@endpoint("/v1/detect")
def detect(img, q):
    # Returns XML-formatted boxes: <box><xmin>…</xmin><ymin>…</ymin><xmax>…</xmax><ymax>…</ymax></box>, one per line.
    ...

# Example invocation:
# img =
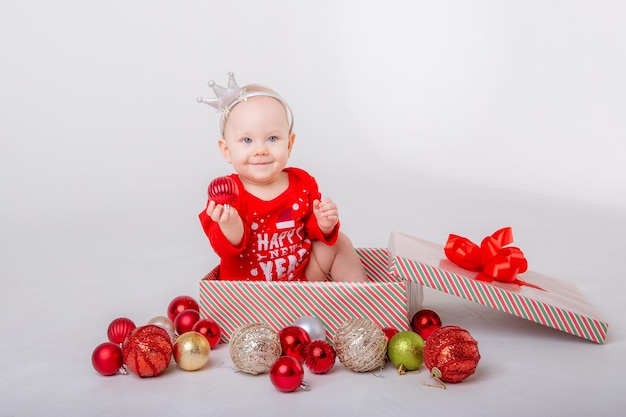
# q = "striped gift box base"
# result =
<box><xmin>199</xmin><ymin>248</ymin><xmax>417</xmax><ymax>343</ymax></box>
<box><xmin>388</xmin><ymin>231</ymin><xmax>608</xmax><ymax>344</ymax></box>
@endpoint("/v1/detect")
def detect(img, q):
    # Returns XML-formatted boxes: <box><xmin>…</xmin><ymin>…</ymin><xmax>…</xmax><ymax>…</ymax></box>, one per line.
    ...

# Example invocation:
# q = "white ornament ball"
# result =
<box><xmin>292</xmin><ymin>316</ymin><xmax>327</xmax><ymax>341</ymax></box>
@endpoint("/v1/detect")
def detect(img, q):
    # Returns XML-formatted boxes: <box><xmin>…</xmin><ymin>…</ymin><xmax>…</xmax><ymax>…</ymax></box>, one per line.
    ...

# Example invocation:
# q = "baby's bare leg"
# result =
<box><xmin>306</xmin><ymin>232</ymin><xmax>369</xmax><ymax>282</ymax></box>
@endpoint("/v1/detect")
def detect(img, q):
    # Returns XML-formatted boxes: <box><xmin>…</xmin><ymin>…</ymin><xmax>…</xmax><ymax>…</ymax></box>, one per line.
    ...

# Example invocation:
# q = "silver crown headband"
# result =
<box><xmin>197</xmin><ymin>72</ymin><xmax>294</xmax><ymax>135</ymax></box>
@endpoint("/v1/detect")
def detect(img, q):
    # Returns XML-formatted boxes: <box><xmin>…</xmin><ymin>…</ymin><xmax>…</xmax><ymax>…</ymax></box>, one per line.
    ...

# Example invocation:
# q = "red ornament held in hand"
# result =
<box><xmin>208</xmin><ymin>176</ymin><xmax>239</xmax><ymax>208</ymax></box>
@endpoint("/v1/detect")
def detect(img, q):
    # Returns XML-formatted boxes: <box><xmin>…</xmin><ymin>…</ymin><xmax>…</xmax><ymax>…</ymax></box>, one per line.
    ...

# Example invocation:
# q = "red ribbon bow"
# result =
<box><xmin>444</xmin><ymin>227</ymin><xmax>542</xmax><ymax>290</ymax></box>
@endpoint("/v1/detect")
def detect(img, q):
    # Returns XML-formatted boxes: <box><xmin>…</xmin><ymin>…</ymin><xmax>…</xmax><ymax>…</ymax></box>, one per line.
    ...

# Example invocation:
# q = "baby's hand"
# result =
<box><xmin>313</xmin><ymin>198</ymin><xmax>339</xmax><ymax>234</ymax></box>
<box><xmin>206</xmin><ymin>201</ymin><xmax>244</xmax><ymax>245</ymax></box>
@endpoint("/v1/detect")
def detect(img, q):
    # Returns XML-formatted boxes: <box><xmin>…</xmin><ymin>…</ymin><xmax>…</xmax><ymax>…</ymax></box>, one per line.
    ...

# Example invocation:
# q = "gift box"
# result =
<box><xmin>199</xmin><ymin>247</ymin><xmax>422</xmax><ymax>343</ymax></box>
<box><xmin>387</xmin><ymin>230</ymin><xmax>608</xmax><ymax>344</ymax></box>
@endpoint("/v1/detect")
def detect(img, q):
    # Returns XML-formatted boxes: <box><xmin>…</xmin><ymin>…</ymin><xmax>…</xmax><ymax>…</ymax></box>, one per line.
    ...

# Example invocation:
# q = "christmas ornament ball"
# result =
<box><xmin>92</xmin><ymin>342</ymin><xmax>124</xmax><ymax>376</ymax></box>
<box><xmin>192</xmin><ymin>318</ymin><xmax>222</xmax><ymax>348</ymax></box>
<box><xmin>147</xmin><ymin>315</ymin><xmax>175</xmax><ymax>340</ymax></box>
<box><xmin>107</xmin><ymin>317</ymin><xmax>136</xmax><ymax>345</ymax></box>
<box><xmin>269</xmin><ymin>356</ymin><xmax>305</xmax><ymax>392</ymax></box>
<box><xmin>167</xmin><ymin>295</ymin><xmax>199</xmax><ymax>322</ymax></box>
<box><xmin>229</xmin><ymin>323</ymin><xmax>282</xmax><ymax>375</ymax></box>
<box><xmin>334</xmin><ymin>318</ymin><xmax>388</xmax><ymax>372</ymax></box>
<box><xmin>387</xmin><ymin>331</ymin><xmax>425</xmax><ymax>373</ymax></box>
<box><xmin>279</xmin><ymin>325</ymin><xmax>311</xmax><ymax>362</ymax></box>
<box><xmin>173</xmin><ymin>331</ymin><xmax>211</xmax><ymax>371</ymax></box>
<box><xmin>424</xmin><ymin>325</ymin><xmax>481</xmax><ymax>383</ymax></box>
<box><xmin>304</xmin><ymin>340</ymin><xmax>336</xmax><ymax>374</ymax></box>
<box><xmin>410</xmin><ymin>309</ymin><xmax>442</xmax><ymax>340</ymax></box>
<box><xmin>292</xmin><ymin>316</ymin><xmax>326</xmax><ymax>341</ymax></box>
<box><xmin>174</xmin><ymin>309</ymin><xmax>200</xmax><ymax>335</ymax></box>
<box><xmin>122</xmin><ymin>325</ymin><xmax>173</xmax><ymax>377</ymax></box>
<box><xmin>382</xmin><ymin>327</ymin><xmax>400</xmax><ymax>344</ymax></box>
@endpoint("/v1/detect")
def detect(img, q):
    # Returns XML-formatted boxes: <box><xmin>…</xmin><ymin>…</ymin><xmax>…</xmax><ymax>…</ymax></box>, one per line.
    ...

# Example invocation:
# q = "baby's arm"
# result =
<box><xmin>205</xmin><ymin>201</ymin><xmax>244</xmax><ymax>246</ymax></box>
<box><xmin>312</xmin><ymin>198</ymin><xmax>339</xmax><ymax>236</ymax></box>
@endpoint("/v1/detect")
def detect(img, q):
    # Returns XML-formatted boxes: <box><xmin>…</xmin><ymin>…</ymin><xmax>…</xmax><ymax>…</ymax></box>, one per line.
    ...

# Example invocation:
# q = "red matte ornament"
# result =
<box><xmin>208</xmin><ymin>176</ymin><xmax>239</xmax><ymax>206</ymax></box>
<box><xmin>410</xmin><ymin>309</ymin><xmax>442</xmax><ymax>340</ymax></box>
<box><xmin>303</xmin><ymin>340</ymin><xmax>336</xmax><ymax>374</ymax></box>
<box><xmin>192</xmin><ymin>317</ymin><xmax>222</xmax><ymax>348</ymax></box>
<box><xmin>167</xmin><ymin>295</ymin><xmax>199</xmax><ymax>322</ymax></box>
<box><xmin>174</xmin><ymin>309</ymin><xmax>200</xmax><ymax>336</ymax></box>
<box><xmin>423</xmin><ymin>325</ymin><xmax>481</xmax><ymax>383</ymax></box>
<box><xmin>270</xmin><ymin>356</ymin><xmax>306</xmax><ymax>392</ymax></box>
<box><xmin>107</xmin><ymin>317</ymin><xmax>137</xmax><ymax>345</ymax></box>
<box><xmin>122</xmin><ymin>325</ymin><xmax>173</xmax><ymax>377</ymax></box>
<box><xmin>278</xmin><ymin>326</ymin><xmax>311</xmax><ymax>362</ymax></box>
<box><xmin>92</xmin><ymin>342</ymin><xmax>124</xmax><ymax>376</ymax></box>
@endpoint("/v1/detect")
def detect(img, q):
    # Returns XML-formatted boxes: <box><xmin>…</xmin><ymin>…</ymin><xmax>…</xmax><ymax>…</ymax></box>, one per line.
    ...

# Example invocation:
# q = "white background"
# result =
<box><xmin>1</xmin><ymin>1</ymin><xmax>624</xmax><ymax>416</ymax></box>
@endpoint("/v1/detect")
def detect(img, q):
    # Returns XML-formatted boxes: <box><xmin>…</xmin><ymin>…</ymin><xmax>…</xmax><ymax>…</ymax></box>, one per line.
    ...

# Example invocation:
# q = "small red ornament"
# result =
<box><xmin>423</xmin><ymin>325</ymin><xmax>481</xmax><ymax>383</ymax></box>
<box><xmin>122</xmin><ymin>325</ymin><xmax>173</xmax><ymax>377</ymax></box>
<box><xmin>411</xmin><ymin>309</ymin><xmax>442</xmax><ymax>340</ymax></box>
<box><xmin>382</xmin><ymin>327</ymin><xmax>400</xmax><ymax>344</ymax></box>
<box><xmin>167</xmin><ymin>295</ymin><xmax>199</xmax><ymax>322</ymax></box>
<box><xmin>270</xmin><ymin>356</ymin><xmax>306</xmax><ymax>392</ymax></box>
<box><xmin>174</xmin><ymin>309</ymin><xmax>200</xmax><ymax>336</ymax></box>
<box><xmin>92</xmin><ymin>342</ymin><xmax>124</xmax><ymax>376</ymax></box>
<box><xmin>208</xmin><ymin>176</ymin><xmax>239</xmax><ymax>206</ymax></box>
<box><xmin>192</xmin><ymin>317</ymin><xmax>222</xmax><ymax>348</ymax></box>
<box><xmin>303</xmin><ymin>340</ymin><xmax>336</xmax><ymax>374</ymax></box>
<box><xmin>278</xmin><ymin>326</ymin><xmax>311</xmax><ymax>362</ymax></box>
<box><xmin>107</xmin><ymin>317</ymin><xmax>136</xmax><ymax>345</ymax></box>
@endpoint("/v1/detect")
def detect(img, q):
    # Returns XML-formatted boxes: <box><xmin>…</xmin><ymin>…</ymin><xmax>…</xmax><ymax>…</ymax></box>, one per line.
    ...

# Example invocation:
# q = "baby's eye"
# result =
<box><xmin>242</xmin><ymin>137</ymin><xmax>252</xmax><ymax>144</ymax></box>
<box><xmin>267</xmin><ymin>136</ymin><xmax>278</xmax><ymax>142</ymax></box>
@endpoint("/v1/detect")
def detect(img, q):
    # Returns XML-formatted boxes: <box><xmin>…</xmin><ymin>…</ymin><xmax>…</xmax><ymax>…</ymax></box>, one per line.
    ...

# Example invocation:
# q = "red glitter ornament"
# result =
<box><xmin>167</xmin><ymin>295</ymin><xmax>199</xmax><ymax>322</ymax></box>
<box><xmin>107</xmin><ymin>317</ymin><xmax>136</xmax><ymax>345</ymax></box>
<box><xmin>92</xmin><ymin>342</ymin><xmax>124</xmax><ymax>376</ymax></box>
<box><xmin>278</xmin><ymin>326</ymin><xmax>311</xmax><ymax>362</ymax></box>
<box><xmin>270</xmin><ymin>356</ymin><xmax>306</xmax><ymax>392</ymax></box>
<box><xmin>208</xmin><ymin>176</ymin><xmax>239</xmax><ymax>206</ymax></box>
<box><xmin>192</xmin><ymin>317</ymin><xmax>222</xmax><ymax>348</ymax></box>
<box><xmin>423</xmin><ymin>325</ymin><xmax>481</xmax><ymax>383</ymax></box>
<box><xmin>303</xmin><ymin>340</ymin><xmax>336</xmax><ymax>374</ymax></box>
<box><xmin>411</xmin><ymin>309</ymin><xmax>442</xmax><ymax>340</ymax></box>
<box><xmin>122</xmin><ymin>325</ymin><xmax>173</xmax><ymax>377</ymax></box>
<box><xmin>174</xmin><ymin>309</ymin><xmax>200</xmax><ymax>336</ymax></box>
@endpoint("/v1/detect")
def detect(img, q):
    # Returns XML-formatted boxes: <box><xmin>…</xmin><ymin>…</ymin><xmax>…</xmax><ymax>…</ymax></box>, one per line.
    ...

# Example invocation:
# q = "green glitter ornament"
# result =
<box><xmin>387</xmin><ymin>331</ymin><xmax>425</xmax><ymax>374</ymax></box>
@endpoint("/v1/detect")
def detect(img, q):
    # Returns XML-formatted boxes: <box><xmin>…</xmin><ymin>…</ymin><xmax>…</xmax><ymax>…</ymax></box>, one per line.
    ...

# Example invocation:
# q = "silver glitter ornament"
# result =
<box><xmin>334</xmin><ymin>318</ymin><xmax>388</xmax><ymax>372</ymax></box>
<box><xmin>229</xmin><ymin>323</ymin><xmax>281</xmax><ymax>375</ymax></box>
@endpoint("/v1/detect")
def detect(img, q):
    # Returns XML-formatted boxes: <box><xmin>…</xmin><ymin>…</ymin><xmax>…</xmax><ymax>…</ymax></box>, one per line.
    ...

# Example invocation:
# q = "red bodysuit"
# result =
<box><xmin>199</xmin><ymin>168</ymin><xmax>338</xmax><ymax>281</ymax></box>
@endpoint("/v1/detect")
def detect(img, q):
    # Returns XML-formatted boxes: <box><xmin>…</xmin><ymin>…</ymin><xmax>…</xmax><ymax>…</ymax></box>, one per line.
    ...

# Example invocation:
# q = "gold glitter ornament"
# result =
<box><xmin>173</xmin><ymin>331</ymin><xmax>211</xmax><ymax>371</ymax></box>
<box><xmin>229</xmin><ymin>323</ymin><xmax>281</xmax><ymax>375</ymax></box>
<box><xmin>334</xmin><ymin>318</ymin><xmax>388</xmax><ymax>372</ymax></box>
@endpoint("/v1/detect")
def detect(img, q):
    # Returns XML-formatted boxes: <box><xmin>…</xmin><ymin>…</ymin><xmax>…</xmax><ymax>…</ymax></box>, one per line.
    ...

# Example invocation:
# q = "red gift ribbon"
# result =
<box><xmin>444</xmin><ymin>227</ymin><xmax>543</xmax><ymax>290</ymax></box>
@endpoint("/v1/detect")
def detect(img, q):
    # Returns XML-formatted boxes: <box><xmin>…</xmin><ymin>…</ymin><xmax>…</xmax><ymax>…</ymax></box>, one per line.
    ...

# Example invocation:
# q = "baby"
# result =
<box><xmin>198</xmin><ymin>73</ymin><xmax>367</xmax><ymax>282</ymax></box>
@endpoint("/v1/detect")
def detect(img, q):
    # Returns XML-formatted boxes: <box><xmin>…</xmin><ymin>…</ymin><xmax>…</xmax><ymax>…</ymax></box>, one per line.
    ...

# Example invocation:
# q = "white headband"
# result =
<box><xmin>197</xmin><ymin>72</ymin><xmax>294</xmax><ymax>135</ymax></box>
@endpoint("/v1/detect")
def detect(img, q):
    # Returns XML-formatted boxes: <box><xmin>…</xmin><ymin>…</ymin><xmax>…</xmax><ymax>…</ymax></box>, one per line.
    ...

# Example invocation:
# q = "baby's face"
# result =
<box><xmin>220</xmin><ymin>96</ymin><xmax>294</xmax><ymax>187</ymax></box>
